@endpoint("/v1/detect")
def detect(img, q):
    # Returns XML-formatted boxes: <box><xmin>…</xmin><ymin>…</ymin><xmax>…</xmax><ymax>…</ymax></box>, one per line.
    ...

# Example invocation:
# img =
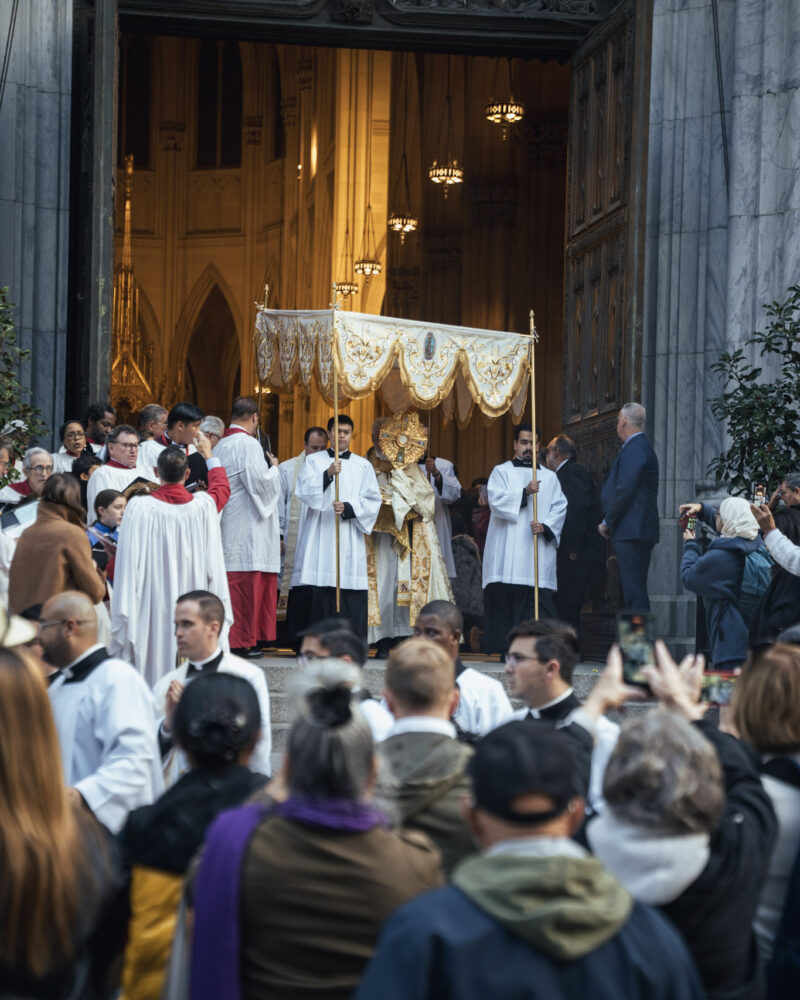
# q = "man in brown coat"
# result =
<box><xmin>376</xmin><ymin>637</ymin><xmax>475</xmax><ymax>877</ymax></box>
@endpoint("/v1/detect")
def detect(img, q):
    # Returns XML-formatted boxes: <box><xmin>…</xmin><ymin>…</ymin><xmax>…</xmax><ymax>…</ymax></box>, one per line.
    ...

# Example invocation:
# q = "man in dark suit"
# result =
<box><xmin>599</xmin><ymin>403</ymin><xmax>659</xmax><ymax>612</ymax></box>
<box><xmin>545</xmin><ymin>434</ymin><xmax>605</xmax><ymax>636</ymax></box>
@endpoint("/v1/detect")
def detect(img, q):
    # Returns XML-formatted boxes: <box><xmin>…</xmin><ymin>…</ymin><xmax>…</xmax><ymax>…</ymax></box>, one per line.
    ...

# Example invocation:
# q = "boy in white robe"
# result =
<box><xmin>86</xmin><ymin>424</ymin><xmax>159</xmax><ymax>515</ymax></box>
<box><xmin>109</xmin><ymin>439</ymin><xmax>232</xmax><ymax>685</ymax></box>
<box><xmin>213</xmin><ymin>396</ymin><xmax>281</xmax><ymax>653</ymax></box>
<box><xmin>152</xmin><ymin>590</ymin><xmax>272</xmax><ymax>785</ymax></box>
<box><xmin>482</xmin><ymin>423</ymin><xmax>568</xmax><ymax>656</ymax></box>
<box><xmin>292</xmin><ymin>414</ymin><xmax>381</xmax><ymax>638</ymax></box>
<box><xmin>41</xmin><ymin>591</ymin><xmax>163</xmax><ymax>834</ymax></box>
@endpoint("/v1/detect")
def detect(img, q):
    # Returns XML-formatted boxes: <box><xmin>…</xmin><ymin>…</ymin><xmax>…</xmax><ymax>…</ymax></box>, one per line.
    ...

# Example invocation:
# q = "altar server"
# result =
<box><xmin>483</xmin><ymin>423</ymin><xmax>567</xmax><ymax>656</ymax></box>
<box><xmin>151</xmin><ymin>590</ymin><xmax>272</xmax><ymax>785</ymax></box>
<box><xmin>138</xmin><ymin>401</ymin><xmax>208</xmax><ymax>487</ymax></box>
<box><xmin>213</xmin><ymin>396</ymin><xmax>281</xmax><ymax>653</ymax></box>
<box><xmin>419</xmin><ymin>452</ymin><xmax>461</xmax><ymax>579</ymax></box>
<box><xmin>293</xmin><ymin>414</ymin><xmax>381</xmax><ymax>638</ymax></box>
<box><xmin>86</xmin><ymin>424</ymin><xmax>158</xmax><ymax>515</ymax></box>
<box><xmin>41</xmin><ymin>591</ymin><xmax>163</xmax><ymax>834</ymax></box>
<box><xmin>110</xmin><ymin>439</ymin><xmax>232</xmax><ymax>685</ymax></box>
<box><xmin>279</xmin><ymin>425</ymin><xmax>328</xmax><ymax>635</ymax></box>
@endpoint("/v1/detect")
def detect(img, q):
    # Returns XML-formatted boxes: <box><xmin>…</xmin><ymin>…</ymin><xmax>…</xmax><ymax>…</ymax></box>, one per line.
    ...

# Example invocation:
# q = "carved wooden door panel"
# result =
<box><xmin>563</xmin><ymin>0</ymin><xmax>651</xmax><ymax>650</ymax></box>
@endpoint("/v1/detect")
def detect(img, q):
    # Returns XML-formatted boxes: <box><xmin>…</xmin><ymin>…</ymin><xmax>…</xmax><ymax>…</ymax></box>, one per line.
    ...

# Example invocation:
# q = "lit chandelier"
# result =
<box><xmin>388</xmin><ymin>57</ymin><xmax>418</xmax><ymax>245</ymax></box>
<box><xmin>429</xmin><ymin>56</ymin><xmax>463</xmax><ymax>199</ymax></box>
<box><xmin>355</xmin><ymin>53</ymin><xmax>382</xmax><ymax>281</ymax></box>
<box><xmin>485</xmin><ymin>58</ymin><xmax>525</xmax><ymax>141</ymax></box>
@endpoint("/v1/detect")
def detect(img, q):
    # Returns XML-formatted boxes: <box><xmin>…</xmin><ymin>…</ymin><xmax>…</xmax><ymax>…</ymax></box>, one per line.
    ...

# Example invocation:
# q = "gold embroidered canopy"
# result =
<box><xmin>254</xmin><ymin>308</ymin><xmax>533</xmax><ymax>425</ymax></box>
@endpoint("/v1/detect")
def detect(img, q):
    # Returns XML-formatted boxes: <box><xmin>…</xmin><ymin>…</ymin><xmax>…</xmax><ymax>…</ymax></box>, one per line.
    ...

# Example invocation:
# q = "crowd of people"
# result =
<box><xmin>1</xmin><ymin>395</ymin><xmax>800</xmax><ymax>998</ymax></box>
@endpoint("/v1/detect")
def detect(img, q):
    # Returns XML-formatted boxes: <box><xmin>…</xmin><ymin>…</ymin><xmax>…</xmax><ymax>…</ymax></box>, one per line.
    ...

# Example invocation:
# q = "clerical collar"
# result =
<box><xmin>61</xmin><ymin>644</ymin><xmax>109</xmax><ymax>684</ymax></box>
<box><xmin>186</xmin><ymin>648</ymin><xmax>224</xmax><ymax>678</ymax></box>
<box><xmin>526</xmin><ymin>688</ymin><xmax>576</xmax><ymax>720</ymax></box>
<box><xmin>326</xmin><ymin>448</ymin><xmax>351</xmax><ymax>459</ymax></box>
<box><xmin>512</xmin><ymin>457</ymin><xmax>533</xmax><ymax>468</ymax></box>
<box><xmin>158</xmin><ymin>432</ymin><xmax>189</xmax><ymax>455</ymax></box>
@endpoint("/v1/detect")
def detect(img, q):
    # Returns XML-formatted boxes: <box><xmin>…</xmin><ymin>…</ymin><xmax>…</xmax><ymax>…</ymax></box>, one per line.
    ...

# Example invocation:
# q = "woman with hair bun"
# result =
<box><xmin>120</xmin><ymin>673</ymin><xmax>268</xmax><ymax>1000</ymax></box>
<box><xmin>190</xmin><ymin>660</ymin><xmax>442</xmax><ymax>1000</ymax></box>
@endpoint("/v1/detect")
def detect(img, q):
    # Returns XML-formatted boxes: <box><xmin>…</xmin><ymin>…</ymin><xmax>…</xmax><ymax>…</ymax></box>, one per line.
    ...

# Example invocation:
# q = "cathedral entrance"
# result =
<box><xmin>88</xmin><ymin>0</ymin><xmax>650</xmax><ymax>650</ymax></box>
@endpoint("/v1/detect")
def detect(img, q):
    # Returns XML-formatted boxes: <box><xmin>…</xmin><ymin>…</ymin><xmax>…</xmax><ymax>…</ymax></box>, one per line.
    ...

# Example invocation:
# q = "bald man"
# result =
<box><xmin>41</xmin><ymin>591</ymin><xmax>163</xmax><ymax>833</ymax></box>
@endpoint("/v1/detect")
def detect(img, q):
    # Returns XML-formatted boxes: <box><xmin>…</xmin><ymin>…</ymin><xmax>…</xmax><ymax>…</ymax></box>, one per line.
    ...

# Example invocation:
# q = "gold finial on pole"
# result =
<box><xmin>529</xmin><ymin>309</ymin><xmax>540</xmax><ymax>620</ymax></box>
<box><xmin>331</xmin><ymin>282</ymin><xmax>341</xmax><ymax>311</ymax></box>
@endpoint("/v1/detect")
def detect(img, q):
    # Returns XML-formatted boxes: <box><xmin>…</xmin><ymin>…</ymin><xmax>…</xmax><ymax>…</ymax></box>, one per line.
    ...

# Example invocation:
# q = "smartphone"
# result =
<box><xmin>679</xmin><ymin>512</ymin><xmax>698</xmax><ymax>531</ymax></box>
<box><xmin>617</xmin><ymin>612</ymin><xmax>656</xmax><ymax>689</ymax></box>
<box><xmin>700</xmin><ymin>672</ymin><xmax>736</xmax><ymax>705</ymax></box>
<box><xmin>753</xmin><ymin>483</ymin><xmax>766</xmax><ymax>506</ymax></box>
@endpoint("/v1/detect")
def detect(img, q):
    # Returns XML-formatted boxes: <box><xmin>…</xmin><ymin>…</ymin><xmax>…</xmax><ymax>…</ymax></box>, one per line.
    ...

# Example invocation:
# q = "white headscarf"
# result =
<box><xmin>718</xmin><ymin>496</ymin><xmax>760</xmax><ymax>540</ymax></box>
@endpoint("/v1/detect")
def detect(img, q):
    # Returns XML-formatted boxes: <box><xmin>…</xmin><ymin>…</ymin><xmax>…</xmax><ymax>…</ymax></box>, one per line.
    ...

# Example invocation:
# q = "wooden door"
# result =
<box><xmin>562</xmin><ymin>0</ymin><xmax>652</xmax><ymax>652</ymax></box>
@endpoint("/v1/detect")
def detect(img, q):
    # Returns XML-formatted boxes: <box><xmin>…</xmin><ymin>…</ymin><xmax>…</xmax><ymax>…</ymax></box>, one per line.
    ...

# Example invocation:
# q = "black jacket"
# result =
<box><xmin>659</xmin><ymin>721</ymin><xmax>777</xmax><ymax>1000</ymax></box>
<box><xmin>750</xmin><ymin>506</ymin><xmax>800</xmax><ymax>647</ymax></box>
<box><xmin>555</xmin><ymin>458</ymin><xmax>604</xmax><ymax>562</ymax></box>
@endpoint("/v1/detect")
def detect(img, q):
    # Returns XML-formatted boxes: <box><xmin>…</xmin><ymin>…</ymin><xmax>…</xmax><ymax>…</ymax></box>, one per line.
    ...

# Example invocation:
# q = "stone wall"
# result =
<box><xmin>0</xmin><ymin>0</ymin><xmax>73</xmax><ymax>446</ymax></box>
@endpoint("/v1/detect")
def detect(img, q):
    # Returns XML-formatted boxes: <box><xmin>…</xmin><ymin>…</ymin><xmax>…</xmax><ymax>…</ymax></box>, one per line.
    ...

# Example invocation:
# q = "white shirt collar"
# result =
<box><xmin>526</xmin><ymin>686</ymin><xmax>573</xmax><ymax>719</ymax></box>
<box><xmin>485</xmin><ymin>836</ymin><xmax>588</xmax><ymax>860</ymax></box>
<box><xmin>386</xmin><ymin>716</ymin><xmax>456</xmax><ymax>739</ymax></box>
<box><xmin>555</xmin><ymin>458</ymin><xmax>570</xmax><ymax>472</ymax></box>
<box><xmin>621</xmin><ymin>430</ymin><xmax>644</xmax><ymax>449</ymax></box>
<box><xmin>62</xmin><ymin>643</ymin><xmax>105</xmax><ymax>678</ymax></box>
<box><xmin>187</xmin><ymin>646</ymin><xmax>223</xmax><ymax>668</ymax></box>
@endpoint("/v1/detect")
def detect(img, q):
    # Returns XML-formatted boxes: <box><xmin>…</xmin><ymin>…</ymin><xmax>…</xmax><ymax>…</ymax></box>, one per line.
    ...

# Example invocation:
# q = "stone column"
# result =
<box><xmin>0</xmin><ymin>0</ymin><xmax>75</xmax><ymax>443</ymax></box>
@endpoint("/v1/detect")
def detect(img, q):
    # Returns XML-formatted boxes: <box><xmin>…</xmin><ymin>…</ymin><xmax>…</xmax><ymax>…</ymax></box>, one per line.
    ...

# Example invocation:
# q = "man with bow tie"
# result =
<box><xmin>482</xmin><ymin>423</ymin><xmax>567</xmax><ymax>657</ymax></box>
<box><xmin>138</xmin><ymin>400</ymin><xmax>209</xmax><ymax>488</ymax></box>
<box><xmin>598</xmin><ymin>403</ymin><xmax>660</xmax><ymax>612</ymax></box>
<box><xmin>505</xmin><ymin>618</ymin><xmax>619</xmax><ymax>812</ymax></box>
<box><xmin>292</xmin><ymin>414</ymin><xmax>382</xmax><ymax>638</ymax></box>
<box><xmin>151</xmin><ymin>590</ymin><xmax>272</xmax><ymax>787</ymax></box>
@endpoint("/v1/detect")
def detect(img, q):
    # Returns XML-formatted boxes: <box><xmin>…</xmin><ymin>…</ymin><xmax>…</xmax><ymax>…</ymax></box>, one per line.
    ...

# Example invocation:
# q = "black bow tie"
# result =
<box><xmin>327</xmin><ymin>448</ymin><xmax>351</xmax><ymax>460</ymax></box>
<box><xmin>186</xmin><ymin>651</ymin><xmax>224</xmax><ymax>678</ymax></box>
<box><xmin>512</xmin><ymin>458</ymin><xmax>535</xmax><ymax>468</ymax></box>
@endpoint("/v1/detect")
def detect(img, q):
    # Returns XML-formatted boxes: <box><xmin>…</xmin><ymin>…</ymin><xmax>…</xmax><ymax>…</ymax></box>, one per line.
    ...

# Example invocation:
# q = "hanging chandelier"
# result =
<box><xmin>429</xmin><ymin>56</ymin><xmax>463</xmax><ymax>199</ymax></box>
<box><xmin>485</xmin><ymin>57</ymin><xmax>525</xmax><ymax>141</ymax></box>
<box><xmin>355</xmin><ymin>53</ymin><xmax>382</xmax><ymax>281</ymax></box>
<box><xmin>388</xmin><ymin>58</ymin><xmax>418</xmax><ymax>245</ymax></box>
<box><xmin>336</xmin><ymin>222</ymin><xmax>359</xmax><ymax>296</ymax></box>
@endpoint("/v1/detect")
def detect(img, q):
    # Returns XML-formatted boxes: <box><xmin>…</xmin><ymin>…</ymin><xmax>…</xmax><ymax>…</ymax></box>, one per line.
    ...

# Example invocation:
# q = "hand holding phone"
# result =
<box><xmin>617</xmin><ymin>613</ymin><xmax>656</xmax><ymax>690</ymax></box>
<box><xmin>753</xmin><ymin>483</ymin><xmax>767</xmax><ymax>506</ymax></box>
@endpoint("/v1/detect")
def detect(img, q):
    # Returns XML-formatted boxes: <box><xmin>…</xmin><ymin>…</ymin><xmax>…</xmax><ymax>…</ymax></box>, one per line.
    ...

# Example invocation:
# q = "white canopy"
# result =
<box><xmin>254</xmin><ymin>308</ymin><xmax>533</xmax><ymax>425</ymax></box>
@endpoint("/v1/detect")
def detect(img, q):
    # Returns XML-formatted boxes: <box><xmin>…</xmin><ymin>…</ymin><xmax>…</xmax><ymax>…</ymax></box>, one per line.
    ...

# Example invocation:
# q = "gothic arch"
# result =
<box><xmin>173</xmin><ymin>262</ymin><xmax>243</xmax><ymax>372</ymax></box>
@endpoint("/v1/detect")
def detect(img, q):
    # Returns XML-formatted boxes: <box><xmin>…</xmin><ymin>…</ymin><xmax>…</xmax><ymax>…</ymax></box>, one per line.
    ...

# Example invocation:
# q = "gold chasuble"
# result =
<box><xmin>365</xmin><ymin>450</ymin><xmax>453</xmax><ymax>628</ymax></box>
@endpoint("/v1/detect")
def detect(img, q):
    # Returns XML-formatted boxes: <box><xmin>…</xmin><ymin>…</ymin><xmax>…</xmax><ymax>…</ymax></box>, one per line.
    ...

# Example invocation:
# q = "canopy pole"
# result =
<box><xmin>332</xmin><ymin>284</ymin><xmax>341</xmax><ymax>612</ymax></box>
<box><xmin>529</xmin><ymin>310</ymin><xmax>540</xmax><ymax>621</ymax></box>
<box><xmin>254</xmin><ymin>284</ymin><xmax>269</xmax><ymax>454</ymax></box>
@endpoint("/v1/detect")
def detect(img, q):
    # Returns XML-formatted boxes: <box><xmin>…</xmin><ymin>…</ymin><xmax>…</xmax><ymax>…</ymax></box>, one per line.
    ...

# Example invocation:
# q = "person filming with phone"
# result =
<box><xmin>678</xmin><ymin>497</ymin><xmax>767</xmax><ymax>671</ymax></box>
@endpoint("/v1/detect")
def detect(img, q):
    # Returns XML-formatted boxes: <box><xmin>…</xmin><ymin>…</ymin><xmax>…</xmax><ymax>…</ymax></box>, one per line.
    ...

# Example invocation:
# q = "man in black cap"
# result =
<box><xmin>353</xmin><ymin>721</ymin><xmax>703</xmax><ymax>1000</ymax></box>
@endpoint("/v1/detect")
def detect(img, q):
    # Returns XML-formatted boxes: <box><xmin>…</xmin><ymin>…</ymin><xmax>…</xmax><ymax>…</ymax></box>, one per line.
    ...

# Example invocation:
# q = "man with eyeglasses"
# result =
<box><xmin>505</xmin><ymin>618</ymin><xmax>620</xmax><ymax>812</ymax></box>
<box><xmin>41</xmin><ymin>590</ymin><xmax>163</xmax><ymax>834</ymax></box>
<box><xmin>0</xmin><ymin>446</ymin><xmax>53</xmax><ymax>511</ymax></box>
<box><xmin>87</xmin><ymin>424</ymin><xmax>158</xmax><ymax>515</ymax></box>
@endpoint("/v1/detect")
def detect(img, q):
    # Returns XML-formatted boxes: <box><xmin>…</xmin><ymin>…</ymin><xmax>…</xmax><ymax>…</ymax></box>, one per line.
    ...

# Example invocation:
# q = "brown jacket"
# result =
<box><xmin>8</xmin><ymin>502</ymin><xmax>106</xmax><ymax>613</ymax></box>
<box><xmin>239</xmin><ymin>814</ymin><xmax>442</xmax><ymax>1000</ymax></box>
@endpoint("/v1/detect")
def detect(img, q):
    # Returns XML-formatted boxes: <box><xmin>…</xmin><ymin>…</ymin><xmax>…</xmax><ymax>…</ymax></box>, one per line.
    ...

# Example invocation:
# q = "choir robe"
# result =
<box><xmin>139</xmin><ymin>434</ymin><xmax>208</xmax><ymax>488</ymax></box>
<box><xmin>420</xmin><ymin>456</ymin><xmax>462</xmax><ymax>578</ymax></box>
<box><xmin>213</xmin><ymin>428</ymin><xmax>281</xmax><ymax>646</ymax></box>
<box><xmin>293</xmin><ymin>449</ymin><xmax>381</xmax><ymax>590</ymax></box>
<box><xmin>109</xmin><ymin>462</ymin><xmax>232</xmax><ymax>686</ymax></box>
<box><xmin>48</xmin><ymin>644</ymin><xmax>163</xmax><ymax>833</ymax></box>
<box><xmin>482</xmin><ymin>461</ymin><xmax>567</xmax><ymax>591</ymax></box>
<box><xmin>87</xmin><ymin>460</ymin><xmax>159</xmax><ymax>516</ymax></box>
<box><xmin>278</xmin><ymin>453</ymin><xmax>310</xmax><ymax>621</ymax></box>
<box><xmin>152</xmin><ymin>650</ymin><xmax>273</xmax><ymax>785</ymax></box>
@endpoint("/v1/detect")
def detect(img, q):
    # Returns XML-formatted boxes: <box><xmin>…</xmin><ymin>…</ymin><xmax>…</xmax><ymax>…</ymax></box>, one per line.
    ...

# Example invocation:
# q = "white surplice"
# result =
<box><xmin>87</xmin><ymin>462</ymin><xmax>159</xmax><ymax>516</ymax></box>
<box><xmin>454</xmin><ymin>666</ymin><xmax>514</xmax><ymax>736</ymax></box>
<box><xmin>293</xmin><ymin>450</ymin><xmax>381</xmax><ymax>590</ymax></box>
<box><xmin>138</xmin><ymin>437</ymin><xmax>198</xmax><ymax>478</ymax></box>
<box><xmin>482</xmin><ymin>461</ymin><xmax>567</xmax><ymax>590</ymax></box>
<box><xmin>48</xmin><ymin>647</ymin><xmax>164</xmax><ymax>833</ymax></box>
<box><xmin>422</xmin><ymin>457</ymin><xmax>461</xmax><ymax>578</ymax></box>
<box><xmin>109</xmin><ymin>492</ymin><xmax>232</xmax><ymax>685</ymax></box>
<box><xmin>213</xmin><ymin>430</ymin><xmax>281</xmax><ymax>572</ymax></box>
<box><xmin>151</xmin><ymin>650</ymin><xmax>272</xmax><ymax>786</ymax></box>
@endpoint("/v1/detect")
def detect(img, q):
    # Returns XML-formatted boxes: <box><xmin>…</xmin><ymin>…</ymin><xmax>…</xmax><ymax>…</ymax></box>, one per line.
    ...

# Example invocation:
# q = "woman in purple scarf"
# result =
<box><xmin>191</xmin><ymin>659</ymin><xmax>442</xmax><ymax>1000</ymax></box>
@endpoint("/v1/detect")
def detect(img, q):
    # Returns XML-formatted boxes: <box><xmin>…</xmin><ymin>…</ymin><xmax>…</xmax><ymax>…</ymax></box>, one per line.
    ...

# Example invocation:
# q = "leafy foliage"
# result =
<box><xmin>0</xmin><ymin>287</ymin><xmax>48</xmax><ymax>484</ymax></box>
<box><xmin>708</xmin><ymin>285</ymin><xmax>800</xmax><ymax>494</ymax></box>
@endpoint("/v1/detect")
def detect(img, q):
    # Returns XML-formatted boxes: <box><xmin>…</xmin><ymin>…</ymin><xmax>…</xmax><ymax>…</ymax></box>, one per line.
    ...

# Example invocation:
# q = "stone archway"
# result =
<box><xmin>184</xmin><ymin>284</ymin><xmax>241</xmax><ymax>418</ymax></box>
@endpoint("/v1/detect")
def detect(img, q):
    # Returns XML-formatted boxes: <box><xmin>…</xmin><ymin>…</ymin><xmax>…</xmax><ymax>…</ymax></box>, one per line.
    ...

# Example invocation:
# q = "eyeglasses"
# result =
<box><xmin>64</xmin><ymin>431</ymin><xmax>85</xmax><ymax>439</ymax></box>
<box><xmin>30</xmin><ymin>465</ymin><xmax>53</xmax><ymax>475</ymax></box>
<box><xmin>115</xmin><ymin>442</ymin><xmax>139</xmax><ymax>451</ymax></box>
<box><xmin>505</xmin><ymin>652</ymin><xmax>542</xmax><ymax>667</ymax></box>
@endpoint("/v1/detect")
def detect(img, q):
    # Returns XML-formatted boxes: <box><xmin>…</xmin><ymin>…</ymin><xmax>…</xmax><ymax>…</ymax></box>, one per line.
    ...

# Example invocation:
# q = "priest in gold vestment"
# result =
<box><xmin>366</xmin><ymin>415</ymin><xmax>454</xmax><ymax>657</ymax></box>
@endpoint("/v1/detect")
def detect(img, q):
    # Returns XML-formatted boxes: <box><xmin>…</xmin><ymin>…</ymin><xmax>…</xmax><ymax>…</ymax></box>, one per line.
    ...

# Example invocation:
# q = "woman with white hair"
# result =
<box><xmin>189</xmin><ymin>659</ymin><xmax>441</xmax><ymax>1000</ymax></box>
<box><xmin>680</xmin><ymin>496</ymin><xmax>766</xmax><ymax>670</ymax></box>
